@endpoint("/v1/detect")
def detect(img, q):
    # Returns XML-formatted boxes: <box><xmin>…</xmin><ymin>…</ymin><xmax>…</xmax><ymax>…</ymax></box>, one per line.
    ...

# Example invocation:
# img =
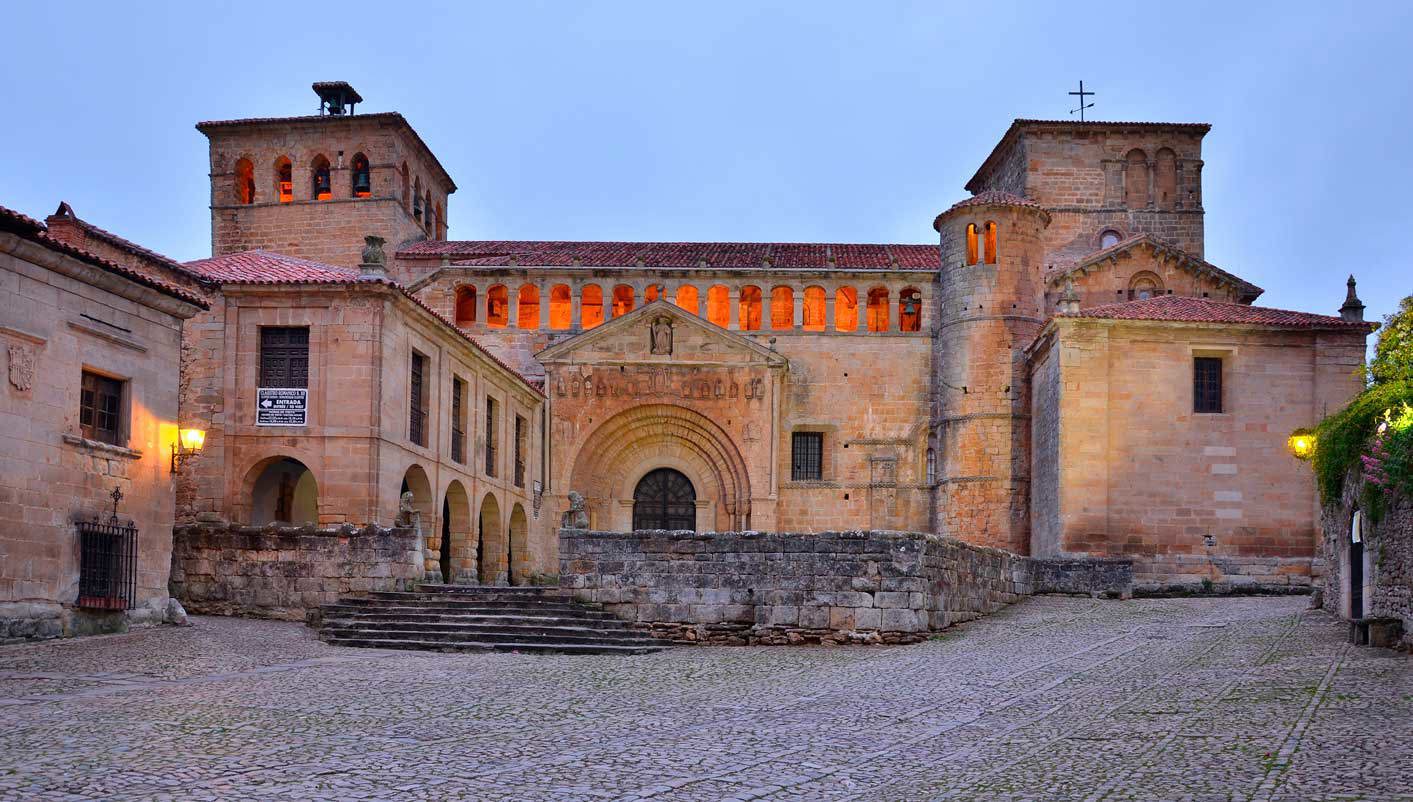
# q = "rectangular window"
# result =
<box><xmin>791</xmin><ymin>432</ymin><xmax>824</xmax><ymax>481</ymax></box>
<box><xmin>451</xmin><ymin>377</ymin><xmax>466</xmax><ymax>464</ymax></box>
<box><xmin>514</xmin><ymin>414</ymin><xmax>527</xmax><ymax>488</ymax></box>
<box><xmin>1193</xmin><ymin>357</ymin><xmax>1223</xmax><ymax>414</ymax></box>
<box><xmin>409</xmin><ymin>352</ymin><xmax>429</xmax><ymax>447</ymax></box>
<box><xmin>259</xmin><ymin>327</ymin><xmax>309</xmax><ymax>387</ymax></box>
<box><xmin>485</xmin><ymin>396</ymin><xmax>498</xmax><ymax>477</ymax></box>
<box><xmin>80</xmin><ymin>371</ymin><xmax>125</xmax><ymax>445</ymax></box>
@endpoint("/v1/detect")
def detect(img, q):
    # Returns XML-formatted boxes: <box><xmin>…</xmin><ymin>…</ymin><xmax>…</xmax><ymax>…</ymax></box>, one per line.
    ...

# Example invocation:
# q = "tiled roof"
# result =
<box><xmin>933</xmin><ymin>190</ymin><xmax>1049</xmax><ymax>230</ymax></box>
<box><xmin>0</xmin><ymin>203</ymin><xmax>208</xmax><ymax>309</ymax></box>
<box><xmin>966</xmin><ymin>118</ymin><xmax>1211</xmax><ymax>193</ymax></box>
<box><xmin>398</xmin><ymin>240</ymin><xmax>939</xmax><ymax>270</ymax></box>
<box><xmin>48</xmin><ymin>202</ymin><xmax>202</xmax><ymax>276</ymax></box>
<box><xmin>183</xmin><ymin>250</ymin><xmax>542</xmax><ymax>396</ymax></box>
<box><xmin>194</xmin><ymin>112</ymin><xmax>456</xmax><ymax>192</ymax></box>
<box><xmin>1046</xmin><ymin>233</ymin><xmax>1263</xmax><ymax>303</ymax></box>
<box><xmin>1059</xmin><ymin>296</ymin><xmax>1374</xmax><ymax>330</ymax></box>
<box><xmin>1011</xmin><ymin>119</ymin><xmax>1212</xmax><ymax>130</ymax></box>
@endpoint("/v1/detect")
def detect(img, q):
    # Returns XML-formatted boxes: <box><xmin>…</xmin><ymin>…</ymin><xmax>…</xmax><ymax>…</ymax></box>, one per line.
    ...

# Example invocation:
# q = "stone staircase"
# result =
<box><xmin>316</xmin><ymin>584</ymin><xmax>672</xmax><ymax>655</ymax></box>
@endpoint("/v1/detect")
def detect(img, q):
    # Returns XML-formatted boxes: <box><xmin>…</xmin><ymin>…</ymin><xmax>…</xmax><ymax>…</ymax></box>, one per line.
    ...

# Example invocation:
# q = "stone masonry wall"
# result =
<box><xmin>1320</xmin><ymin>471</ymin><xmax>1413</xmax><ymax>650</ymax></box>
<box><xmin>560</xmin><ymin>529</ymin><xmax>1128</xmax><ymax>645</ymax></box>
<box><xmin>169</xmin><ymin>523</ymin><xmax>420</xmax><ymax>621</ymax></box>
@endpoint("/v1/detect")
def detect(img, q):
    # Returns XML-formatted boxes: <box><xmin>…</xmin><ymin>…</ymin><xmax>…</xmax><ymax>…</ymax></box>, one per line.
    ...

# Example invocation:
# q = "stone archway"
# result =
<box><xmin>478</xmin><ymin>493</ymin><xmax>503</xmax><ymax>585</ymax></box>
<box><xmin>245</xmin><ymin>456</ymin><xmax>318</xmax><ymax>525</ymax></box>
<box><xmin>567</xmin><ymin>404</ymin><xmax>750</xmax><ymax>531</ymax></box>
<box><xmin>508</xmin><ymin>503</ymin><xmax>529</xmax><ymax>585</ymax></box>
<box><xmin>401</xmin><ymin>465</ymin><xmax>435</xmax><ymax>577</ymax></box>
<box><xmin>443</xmin><ymin>481</ymin><xmax>473</xmax><ymax>584</ymax></box>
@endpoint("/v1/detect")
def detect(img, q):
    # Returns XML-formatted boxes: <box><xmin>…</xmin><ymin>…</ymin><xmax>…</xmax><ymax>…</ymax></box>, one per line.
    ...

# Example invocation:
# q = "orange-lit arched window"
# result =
<box><xmin>581</xmin><ymin>284</ymin><xmax>604</xmax><ymax>329</ymax></box>
<box><xmin>739</xmin><ymin>286</ymin><xmax>763</xmax><ymax>330</ymax></box>
<box><xmin>234</xmin><ymin>158</ymin><xmax>255</xmax><ymax>204</ymax></box>
<box><xmin>486</xmin><ymin>285</ymin><xmax>509</xmax><ymax>328</ymax></box>
<box><xmin>675</xmin><ymin>285</ymin><xmax>699</xmax><ymax>316</ymax></box>
<box><xmin>835</xmin><ymin>287</ymin><xmax>858</xmax><ymax>331</ymax></box>
<box><xmin>517</xmin><ymin>284</ymin><xmax>540</xmax><ymax>329</ymax></box>
<box><xmin>275</xmin><ymin>156</ymin><xmax>293</xmax><ymax>203</ymax></box>
<box><xmin>802</xmin><ymin>286</ymin><xmax>826</xmax><ymax>331</ymax></box>
<box><xmin>866</xmin><ymin>287</ymin><xmax>890</xmax><ymax>332</ymax></box>
<box><xmin>311</xmin><ymin>155</ymin><xmax>332</xmax><ymax>200</ymax></box>
<box><xmin>644</xmin><ymin>284</ymin><xmax>662</xmax><ymax>302</ymax></box>
<box><xmin>707</xmin><ymin>285</ymin><xmax>730</xmax><ymax>327</ymax></box>
<box><xmin>770</xmin><ymin>286</ymin><xmax>794</xmax><ymax>330</ymax></box>
<box><xmin>899</xmin><ymin>287</ymin><xmax>922</xmax><ymax>332</ymax></box>
<box><xmin>350</xmin><ymin>153</ymin><xmax>370</xmax><ymax>198</ymax></box>
<box><xmin>454</xmin><ymin>285</ymin><xmax>477</xmax><ymax>326</ymax></box>
<box><xmin>612</xmin><ymin>285</ymin><xmax>634</xmax><ymax>318</ymax></box>
<box><xmin>549</xmin><ymin>284</ymin><xmax>572</xmax><ymax>329</ymax></box>
<box><xmin>965</xmin><ymin>223</ymin><xmax>979</xmax><ymax>265</ymax></box>
<box><xmin>983</xmin><ymin>221</ymin><xmax>997</xmax><ymax>264</ymax></box>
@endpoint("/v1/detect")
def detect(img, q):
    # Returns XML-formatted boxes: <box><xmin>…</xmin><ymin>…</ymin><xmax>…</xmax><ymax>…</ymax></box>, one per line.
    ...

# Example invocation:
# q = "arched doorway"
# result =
<box><xmin>478</xmin><ymin>493</ymin><xmax>503</xmax><ymax>585</ymax></box>
<box><xmin>443</xmin><ymin>480</ymin><xmax>472</xmax><ymax>584</ymax></box>
<box><xmin>1349</xmin><ymin>508</ymin><xmax>1365</xmax><ymax>619</ymax></box>
<box><xmin>249</xmin><ymin>457</ymin><xmax>318</xmax><ymax>525</ymax></box>
<box><xmin>400</xmin><ymin>465</ymin><xmax>435</xmax><ymax>577</ymax></box>
<box><xmin>632</xmin><ymin>468</ymin><xmax>697</xmax><ymax>531</ymax></box>
<box><xmin>508</xmin><ymin>503</ymin><xmax>529</xmax><ymax>585</ymax></box>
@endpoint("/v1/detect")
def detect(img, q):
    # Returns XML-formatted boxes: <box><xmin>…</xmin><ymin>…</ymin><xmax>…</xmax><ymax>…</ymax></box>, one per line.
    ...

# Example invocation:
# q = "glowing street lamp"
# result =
<box><xmin>1287</xmin><ymin>429</ymin><xmax>1316</xmax><ymax>461</ymax></box>
<box><xmin>171</xmin><ymin>427</ymin><xmax>206</xmax><ymax>473</ymax></box>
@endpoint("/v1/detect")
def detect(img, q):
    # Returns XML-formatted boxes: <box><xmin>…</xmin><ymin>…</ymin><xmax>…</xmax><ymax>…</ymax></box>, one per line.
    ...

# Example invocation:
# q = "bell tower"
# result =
<box><xmin>196</xmin><ymin>82</ymin><xmax>456</xmax><ymax>274</ymax></box>
<box><xmin>930</xmin><ymin>191</ymin><xmax>1050</xmax><ymax>553</ymax></box>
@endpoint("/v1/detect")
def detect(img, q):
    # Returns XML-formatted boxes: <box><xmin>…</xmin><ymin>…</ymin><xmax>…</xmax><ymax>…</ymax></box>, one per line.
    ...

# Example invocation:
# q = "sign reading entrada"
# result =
<box><xmin>256</xmin><ymin>388</ymin><xmax>308</xmax><ymax>426</ymax></box>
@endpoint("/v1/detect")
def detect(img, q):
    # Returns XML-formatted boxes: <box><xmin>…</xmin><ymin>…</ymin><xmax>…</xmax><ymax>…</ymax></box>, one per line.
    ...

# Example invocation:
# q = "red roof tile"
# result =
<box><xmin>0</xmin><ymin>204</ymin><xmax>208</xmax><ymax>309</ymax></box>
<box><xmin>1060</xmin><ymin>296</ymin><xmax>1374</xmax><ymax>330</ymax></box>
<box><xmin>933</xmin><ymin>190</ymin><xmax>1048</xmax><ymax>230</ymax></box>
<box><xmin>398</xmin><ymin>240</ymin><xmax>938</xmax><ymax>270</ymax></box>
<box><xmin>1046</xmin><ymin>233</ymin><xmax>1263</xmax><ymax>303</ymax></box>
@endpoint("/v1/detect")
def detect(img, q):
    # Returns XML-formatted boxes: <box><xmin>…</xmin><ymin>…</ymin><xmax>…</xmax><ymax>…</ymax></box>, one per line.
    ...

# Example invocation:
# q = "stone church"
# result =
<box><xmin>0</xmin><ymin>81</ymin><xmax>1376</xmax><ymax>636</ymax></box>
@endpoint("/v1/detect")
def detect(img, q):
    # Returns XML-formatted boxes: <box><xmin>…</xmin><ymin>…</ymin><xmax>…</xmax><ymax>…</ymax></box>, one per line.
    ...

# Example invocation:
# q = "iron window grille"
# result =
<box><xmin>1193</xmin><ymin>357</ymin><xmax>1223</xmax><ymax>414</ymax></box>
<box><xmin>259</xmin><ymin>327</ymin><xmax>309</xmax><ymax>387</ymax></box>
<box><xmin>409</xmin><ymin>352</ymin><xmax>429</xmax><ymax>447</ymax></box>
<box><xmin>77</xmin><ymin>519</ymin><xmax>137</xmax><ymax>610</ymax></box>
<box><xmin>485</xmin><ymin>398</ymin><xmax>498</xmax><ymax>477</ymax></box>
<box><xmin>792</xmin><ymin>432</ymin><xmax>824</xmax><ymax>481</ymax></box>
<box><xmin>451</xmin><ymin>378</ymin><xmax>466</xmax><ymax>463</ymax></box>
<box><xmin>80</xmin><ymin>371</ymin><xmax>124</xmax><ymax>445</ymax></box>
<box><xmin>514</xmin><ymin>415</ymin><xmax>526</xmax><ymax>488</ymax></box>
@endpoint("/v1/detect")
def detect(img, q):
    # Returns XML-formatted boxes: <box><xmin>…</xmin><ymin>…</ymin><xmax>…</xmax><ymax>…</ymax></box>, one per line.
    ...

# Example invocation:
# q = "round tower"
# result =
<box><xmin>930</xmin><ymin>191</ymin><xmax>1050</xmax><ymax>553</ymax></box>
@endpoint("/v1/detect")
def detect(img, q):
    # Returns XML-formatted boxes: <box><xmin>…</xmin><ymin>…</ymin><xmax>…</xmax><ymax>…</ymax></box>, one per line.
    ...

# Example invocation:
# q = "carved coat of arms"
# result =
<box><xmin>7</xmin><ymin>344</ymin><xmax>34</xmax><ymax>392</ymax></box>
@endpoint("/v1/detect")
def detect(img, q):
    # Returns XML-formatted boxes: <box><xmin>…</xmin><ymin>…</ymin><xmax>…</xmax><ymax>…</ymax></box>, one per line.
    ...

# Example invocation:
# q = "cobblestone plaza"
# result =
<box><xmin>2</xmin><ymin>596</ymin><xmax>1409</xmax><ymax>801</ymax></box>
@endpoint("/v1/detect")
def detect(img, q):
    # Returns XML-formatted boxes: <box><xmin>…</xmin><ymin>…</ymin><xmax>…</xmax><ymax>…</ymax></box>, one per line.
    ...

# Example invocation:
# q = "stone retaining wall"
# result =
<box><xmin>1319</xmin><ymin>472</ymin><xmax>1413</xmax><ymax>650</ymax></box>
<box><xmin>560</xmin><ymin>529</ymin><xmax>1129</xmax><ymax>645</ymax></box>
<box><xmin>170</xmin><ymin>523</ymin><xmax>420</xmax><ymax>620</ymax></box>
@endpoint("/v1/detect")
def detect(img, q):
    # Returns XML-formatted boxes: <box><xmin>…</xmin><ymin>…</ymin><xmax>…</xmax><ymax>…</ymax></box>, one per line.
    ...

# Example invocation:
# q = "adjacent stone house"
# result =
<box><xmin>0</xmin><ymin>205</ymin><xmax>205</xmax><ymax>639</ymax></box>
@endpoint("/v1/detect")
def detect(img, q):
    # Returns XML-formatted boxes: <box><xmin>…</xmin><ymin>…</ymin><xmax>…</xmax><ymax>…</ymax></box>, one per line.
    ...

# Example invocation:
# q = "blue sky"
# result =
<box><xmin>2</xmin><ymin>1</ymin><xmax>1409</xmax><ymax>326</ymax></box>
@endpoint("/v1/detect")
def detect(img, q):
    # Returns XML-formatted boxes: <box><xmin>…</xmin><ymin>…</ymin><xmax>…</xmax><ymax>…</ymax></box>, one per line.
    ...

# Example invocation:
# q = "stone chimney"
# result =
<box><xmin>1057</xmin><ymin>278</ymin><xmax>1082</xmax><ymax>315</ymax></box>
<box><xmin>359</xmin><ymin>235</ymin><xmax>388</xmax><ymax>280</ymax></box>
<box><xmin>1339</xmin><ymin>274</ymin><xmax>1365</xmax><ymax>322</ymax></box>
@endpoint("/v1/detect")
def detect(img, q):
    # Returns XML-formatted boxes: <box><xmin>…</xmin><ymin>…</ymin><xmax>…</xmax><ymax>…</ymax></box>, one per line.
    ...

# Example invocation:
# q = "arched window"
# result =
<box><xmin>1128</xmin><ymin>271</ymin><xmax>1164</xmax><ymax>301</ymax></box>
<box><xmin>581</xmin><ymin>284</ymin><xmax>604</xmax><ymax>329</ymax></box>
<box><xmin>1125</xmin><ymin>149</ymin><xmax>1149</xmax><ymax>209</ymax></box>
<box><xmin>454</xmin><ymin>285</ymin><xmax>477</xmax><ymax>326</ymax></box>
<box><xmin>899</xmin><ymin>287</ymin><xmax>922</xmax><ymax>332</ymax></box>
<box><xmin>611</xmin><ymin>285</ymin><xmax>634</xmax><ymax>318</ymax></box>
<box><xmin>486</xmin><ymin>285</ymin><xmax>509</xmax><ymax>328</ymax></box>
<box><xmin>311</xmin><ymin>155</ymin><xmax>332</xmax><ymax>200</ymax></box>
<box><xmin>770</xmin><ymin>286</ymin><xmax>794</xmax><ymax>330</ymax></box>
<box><xmin>674</xmin><ymin>285</ymin><xmax>700</xmax><ymax>316</ymax></box>
<box><xmin>983</xmin><ymin>221</ymin><xmax>998</xmax><ymax>264</ymax></box>
<box><xmin>424</xmin><ymin>191</ymin><xmax>435</xmax><ymax>234</ymax></box>
<box><xmin>1099</xmin><ymin>229</ymin><xmax>1122</xmax><ymax>250</ymax></box>
<box><xmin>965</xmin><ymin>223</ymin><xmax>979</xmax><ymax>265</ymax></box>
<box><xmin>549</xmin><ymin>284</ymin><xmax>572</xmax><ymax>329</ymax></box>
<box><xmin>350</xmin><ymin>153</ymin><xmax>370</xmax><ymax>198</ymax></box>
<box><xmin>926</xmin><ymin>448</ymin><xmax>936</xmax><ymax>485</ymax></box>
<box><xmin>1155</xmin><ymin>148</ymin><xmax>1177</xmax><ymax>210</ymax></box>
<box><xmin>739</xmin><ymin>285</ymin><xmax>763</xmax><ymax>330</ymax></box>
<box><xmin>400</xmin><ymin>162</ymin><xmax>410</xmax><ymax>210</ymax></box>
<box><xmin>866</xmin><ymin>287</ymin><xmax>890</xmax><ymax>332</ymax></box>
<box><xmin>274</xmin><ymin>156</ymin><xmax>293</xmax><ymax>203</ymax></box>
<box><xmin>435</xmin><ymin>203</ymin><xmax>444</xmax><ymax>240</ymax></box>
<box><xmin>233</xmin><ymin>158</ymin><xmax>255</xmax><ymax>204</ymax></box>
<box><xmin>706</xmin><ymin>285</ymin><xmax>730</xmax><ymax>327</ymax></box>
<box><xmin>517</xmin><ymin>284</ymin><xmax>540</xmax><ymax>329</ymax></box>
<box><xmin>413</xmin><ymin>177</ymin><xmax>423</xmax><ymax>220</ymax></box>
<box><xmin>802</xmin><ymin>286</ymin><xmax>826</xmax><ymax>331</ymax></box>
<box><xmin>835</xmin><ymin>287</ymin><xmax>858</xmax><ymax>331</ymax></box>
<box><xmin>644</xmin><ymin>284</ymin><xmax>662</xmax><ymax>303</ymax></box>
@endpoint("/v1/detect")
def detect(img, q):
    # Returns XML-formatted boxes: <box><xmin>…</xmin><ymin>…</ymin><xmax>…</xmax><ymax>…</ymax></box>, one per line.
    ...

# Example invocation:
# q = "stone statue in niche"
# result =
<box><xmin>396</xmin><ymin>491</ymin><xmax>418</xmax><ymax>527</ymax></box>
<box><xmin>562</xmin><ymin>491</ymin><xmax>590</xmax><ymax>530</ymax></box>
<box><xmin>650</xmin><ymin>317</ymin><xmax>673</xmax><ymax>355</ymax></box>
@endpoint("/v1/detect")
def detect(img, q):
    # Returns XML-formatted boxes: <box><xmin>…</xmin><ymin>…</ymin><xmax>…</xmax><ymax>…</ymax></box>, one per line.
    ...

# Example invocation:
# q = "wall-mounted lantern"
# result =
<box><xmin>171</xmin><ymin>428</ymin><xmax>206</xmax><ymax>473</ymax></box>
<box><xmin>1287</xmin><ymin>428</ymin><xmax>1316</xmax><ymax>461</ymax></box>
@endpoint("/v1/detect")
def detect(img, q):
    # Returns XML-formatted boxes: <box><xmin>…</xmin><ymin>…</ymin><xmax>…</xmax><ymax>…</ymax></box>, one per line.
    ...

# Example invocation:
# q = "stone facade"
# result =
<box><xmin>0</xmin><ymin>213</ymin><xmax>203</xmax><ymax>641</ymax></box>
<box><xmin>1319</xmin><ymin>472</ymin><xmax>1413</xmax><ymax>650</ymax></box>
<box><xmin>559</xmin><ymin>528</ymin><xmax>1038</xmax><ymax>644</ymax></box>
<box><xmin>169</xmin><ymin>522</ymin><xmax>420</xmax><ymax>620</ymax></box>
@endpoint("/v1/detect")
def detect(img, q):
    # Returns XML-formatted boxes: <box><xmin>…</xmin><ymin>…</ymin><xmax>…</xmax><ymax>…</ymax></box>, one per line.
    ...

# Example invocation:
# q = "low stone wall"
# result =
<box><xmin>560</xmin><ymin>529</ymin><xmax>1047</xmax><ymax>645</ymax></box>
<box><xmin>1319</xmin><ymin>473</ymin><xmax>1413</xmax><ymax>650</ymax></box>
<box><xmin>1130</xmin><ymin>554</ymin><xmax>1315</xmax><ymax>596</ymax></box>
<box><xmin>1030</xmin><ymin>557</ymin><xmax>1134</xmax><ymax>597</ymax></box>
<box><xmin>170</xmin><ymin>523</ymin><xmax>421</xmax><ymax>621</ymax></box>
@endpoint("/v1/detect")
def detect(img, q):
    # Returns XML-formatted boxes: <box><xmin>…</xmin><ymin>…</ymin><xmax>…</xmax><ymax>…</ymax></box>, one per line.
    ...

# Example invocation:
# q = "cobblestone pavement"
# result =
<box><xmin>1</xmin><ymin>596</ymin><xmax>1410</xmax><ymax>801</ymax></box>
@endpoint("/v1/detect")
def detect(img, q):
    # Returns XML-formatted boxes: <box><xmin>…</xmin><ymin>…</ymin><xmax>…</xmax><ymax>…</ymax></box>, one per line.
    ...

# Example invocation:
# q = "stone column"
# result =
<box><xmin>539</xmin><ymin>282</ymin><xmax>550</xmax><ymax>329</ymax></box>
<box><xmin>728</xmin><ymin>286</ymin><xmax>740</xmax><ymax>330</ymax></box>
<box><xmin>571</xmin><ymin>283</ymin><xmax>583</xmax><ymax>330</ymax></box>
<box><xmin>792</xmin><ymin>286</ymin><xmax>804</xmax><ymax>330</ymax></box>
<box><xmin>508</xmin><ymin>289</ymin><xmax>520</xmax><ymax>328</ymax></box>
<box><xmin>825</xmin><ymin>284</ymin><xmax>836</xmax><ymax>331</ymax></box>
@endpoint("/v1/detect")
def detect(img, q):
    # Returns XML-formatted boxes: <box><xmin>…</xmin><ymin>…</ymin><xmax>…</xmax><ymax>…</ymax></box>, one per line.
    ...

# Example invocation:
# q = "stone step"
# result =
<box><xmin>373</xmin><ymin>589</ymin><xmax>570</xmax><ymax>601</ymax></box>
<box><xmin>322</xmin><ymin>601</ymin><xmax>621</xmax><ymax>619</ymax></box>
<box><xmin>322</xmin><ymin>617</ymin><xmax>662</xmax><ymax>639</ymax></box>
<box><xmin>320</xmin><ymin>636</ymin><xmax>666</xmax><ymax>656</ymax></box>
<box><xmin>321</xmin><ymin>611</ymin><xmax>639</xmax><ymax>629</ymax></box>
<box><xmin>413</xmin><ymin>584</ymin><xmax>567</xmax><ymax>596</ymax></box>
<box><xmin>322</xmin><ymin>626</ymin><xmax>670</xmax><ymax>648</ymax></box>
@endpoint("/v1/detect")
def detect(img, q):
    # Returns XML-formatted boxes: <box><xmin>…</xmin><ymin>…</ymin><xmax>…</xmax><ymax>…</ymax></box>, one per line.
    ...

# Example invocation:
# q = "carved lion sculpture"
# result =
<box><xmin>561</xmin><ymin>491</ymin><xmax>590</xmax><ymax>530</ymax></box>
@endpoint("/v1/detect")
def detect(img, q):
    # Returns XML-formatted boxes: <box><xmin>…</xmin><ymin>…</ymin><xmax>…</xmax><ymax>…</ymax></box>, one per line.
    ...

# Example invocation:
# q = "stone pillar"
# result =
<box><xmin>729</xmin><ymin>286</ymin><xmax>740</xmax><ymax>330</ymax></box>
<box><xmin>571</xmin><ymin>284</ymin><xmax>583</xmax><ymax>330</ymax></box>
<box><xmin>792</xmin><ymin>287</ymin><xmax>804</xmax><ymax>330</ymax></box>
<box><xmin>539</xmin><ymin>282</ymin><xmax>550</xmax><ymax>329</ymax></box>
<box><xmin>825</xmin><ymin>285</ymin><xmax>836</xmax><ymax>331</ymax></box>
<box><xmin>508</xmin><ymin>289</ymin><xmax>519</xmax><ymax>328</ymax></box>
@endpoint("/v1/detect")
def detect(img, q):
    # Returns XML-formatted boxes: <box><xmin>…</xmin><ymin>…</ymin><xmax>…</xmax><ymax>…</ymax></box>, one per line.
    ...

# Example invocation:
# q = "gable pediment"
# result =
<box><xmin>536</xmin><ymin>300</ymin><xmax>787</xmax><ymax>368</ymax></box>
<box><xmin>1047</xmin><ymin>234</ymin><xmax>1262</xmax><ymax>303</ymax></box>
